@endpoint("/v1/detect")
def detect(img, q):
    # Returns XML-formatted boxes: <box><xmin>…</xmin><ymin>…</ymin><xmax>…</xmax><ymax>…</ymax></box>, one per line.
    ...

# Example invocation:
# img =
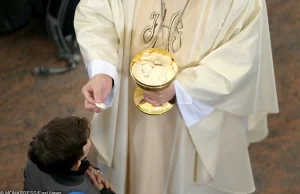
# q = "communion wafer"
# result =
<box><xmin>132</xmin><ymin>52</ymin><xmax>175</xmax><ymax>86</ymax></box>
<box><xmin>95</xmin><ymin>103</ymin><xmax>106</xmax><ymax>109</ymax></box>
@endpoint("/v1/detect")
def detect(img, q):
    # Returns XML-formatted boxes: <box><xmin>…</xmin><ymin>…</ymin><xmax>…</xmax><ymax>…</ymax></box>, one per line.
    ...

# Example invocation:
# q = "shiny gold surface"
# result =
<box><xmin>134</xmin><ymin>88</ymin><xmax>174</xmax><ymax>115</ymax></box>
<box><xmin>130</xmin><ymin>48</ymin><xmax>178</xmax><ymax>115</ymax></box>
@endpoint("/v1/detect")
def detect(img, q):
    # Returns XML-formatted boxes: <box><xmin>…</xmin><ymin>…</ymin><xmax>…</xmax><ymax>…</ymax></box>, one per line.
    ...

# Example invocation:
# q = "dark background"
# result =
<box><xmin>0</xmin><ymin>0</ymin><xmax>299</xmax><ymax>193</ymax></box>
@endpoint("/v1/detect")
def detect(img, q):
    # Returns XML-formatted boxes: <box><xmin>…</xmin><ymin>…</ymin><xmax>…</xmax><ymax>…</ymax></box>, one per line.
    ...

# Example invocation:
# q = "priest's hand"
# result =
<box><xmin>82</xmin><ymin>74</ymin><xmax>113</xmax><ymax>113</ymax></box>
<box><xmin>144</xmin><ymin>84</ymin><xmax>176</xmax><ymax>105</ymax></box>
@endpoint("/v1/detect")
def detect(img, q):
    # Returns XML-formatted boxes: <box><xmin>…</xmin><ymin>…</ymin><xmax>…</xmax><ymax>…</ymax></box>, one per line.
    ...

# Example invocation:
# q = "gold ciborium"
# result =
<box><xmin>130</xmin><ymin>48</ymin><xmax>179</xmax><ymax>115</ymax></box>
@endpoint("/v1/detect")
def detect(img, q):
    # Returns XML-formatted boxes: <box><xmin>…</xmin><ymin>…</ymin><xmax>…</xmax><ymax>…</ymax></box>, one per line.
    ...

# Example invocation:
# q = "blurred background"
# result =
<box><xmin>0</xmin><ymin>0</ymin><xmax>299</xmax><ymax>193</ymax></box>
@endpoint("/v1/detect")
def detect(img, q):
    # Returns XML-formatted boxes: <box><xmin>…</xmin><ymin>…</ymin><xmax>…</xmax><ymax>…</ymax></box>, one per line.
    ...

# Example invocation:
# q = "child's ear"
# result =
<box><xmin>72</xmin><ymin>160</ymin><xmax>81</xmax><ymax>170</ymax></box>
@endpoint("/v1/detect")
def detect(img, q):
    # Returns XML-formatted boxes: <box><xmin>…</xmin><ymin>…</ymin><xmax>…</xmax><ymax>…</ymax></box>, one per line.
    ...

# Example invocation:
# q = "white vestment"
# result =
<box><xmin>74</xmin><ymin>0</ymin><xmax>278</xmax><ymax>193</ymax></box>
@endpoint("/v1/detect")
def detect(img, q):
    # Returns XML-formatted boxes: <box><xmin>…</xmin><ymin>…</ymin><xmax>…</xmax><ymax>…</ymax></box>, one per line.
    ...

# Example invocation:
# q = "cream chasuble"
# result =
<box><xmin>74</xmin><ymin>0</ymin><xmax>279</xmax><ymax>194</ymax></box>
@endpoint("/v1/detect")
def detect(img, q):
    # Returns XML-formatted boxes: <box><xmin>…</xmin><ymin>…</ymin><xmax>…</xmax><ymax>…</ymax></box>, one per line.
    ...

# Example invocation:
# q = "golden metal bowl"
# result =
<box><xmin>130</xmin><ymin>48</ymin><xmax>179</xmax><ymax>115</ymax></box>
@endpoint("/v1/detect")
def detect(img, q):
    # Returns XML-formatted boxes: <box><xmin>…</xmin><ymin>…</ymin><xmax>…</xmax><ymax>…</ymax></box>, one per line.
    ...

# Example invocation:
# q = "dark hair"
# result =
<box><xmin>28</xmin><ymin>116</ymin><xmax>90</xmax><ymax>173</ymax></box>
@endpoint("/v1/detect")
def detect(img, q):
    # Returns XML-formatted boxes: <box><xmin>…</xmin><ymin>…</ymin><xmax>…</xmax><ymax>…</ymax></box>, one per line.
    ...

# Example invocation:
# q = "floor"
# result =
<box><xmin>0</xmin><ymin>0</ymin><xmax>299</xmax><ymax>193</ymax></box>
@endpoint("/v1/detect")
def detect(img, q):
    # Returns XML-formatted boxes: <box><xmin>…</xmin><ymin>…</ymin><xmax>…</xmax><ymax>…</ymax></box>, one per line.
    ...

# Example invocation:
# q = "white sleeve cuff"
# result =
<box><xmin>174</xmin><ymin>80</ymin><xmax>193</xmax><ymax>104</ymax></box>
<box><xmin>174</xmin><ymin>80</ymin><xmax>215</xmax><ymax>127</ymax></box>
<box><xmin>87</xmin><ymin>60</ymin><xmax>118</xmax><ymax>109</ymax></box>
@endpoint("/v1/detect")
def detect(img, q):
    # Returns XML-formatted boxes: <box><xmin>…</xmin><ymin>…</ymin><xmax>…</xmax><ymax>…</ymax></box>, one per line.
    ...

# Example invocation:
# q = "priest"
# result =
<box><xmin>74</xmin><ymin>0</ymin><xmax>279</xmax><ymax>193</ymax></box>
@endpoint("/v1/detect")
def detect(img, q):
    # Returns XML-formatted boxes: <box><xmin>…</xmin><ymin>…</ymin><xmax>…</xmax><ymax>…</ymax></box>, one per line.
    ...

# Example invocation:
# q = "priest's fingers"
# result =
<box><xmin>85</xmin><ymin>100</ymin><xmax>101</xmax><ymax>113</ymax></box>
<box><xmin>144</xmin><ymin>93</ymin><xmax>164</xmax><ymax>102</ymax></box>
<box><xmin>146</xmin><ymin>87</ymin><xmax>170</xmax><ymax>96</ymax></box>
<box><xmin>90</xmin><ymin>108</ymin><xmax>101</xmax><ymax>113</ymax></box>
<box><xmin>144</xmin><ymin>96</ymin><xmax>162</xmax><ymax>105</ymax></box>
<box><xmin>96</xmin><ymin>108</ymin><xmax>102</xmax><ymax>113</ymax></box>
<box><xmin>144</xmin><ymin>91</ymin><xmax>159</xmax><ymax>100</ymax></box>
<box><xmin>145</xmin><ymin>91</ymin><xmax>169</xmax><ymax>100</ymax></box>
<box><xmin>144</xmin><ymin>96</ymin><xmax>154</xmax><ymax>104</ymax></box>
<box><xmin>85</xmin><ymin>99</ymin><xmax>96</xmax><ymax>110</ymax></box>
<box><xmin>144</xmin><ymin>90</ymin><xmax>162</xmax><ymax>97</ymax></box>
<box><xmin>82</xmin><ymin>85</ymin><xmax>95</xmax><ymax>104</ymax></box>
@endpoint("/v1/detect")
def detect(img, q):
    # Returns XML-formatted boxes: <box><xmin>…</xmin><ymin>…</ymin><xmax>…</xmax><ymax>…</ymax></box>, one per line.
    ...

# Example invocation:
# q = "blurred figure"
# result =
<box><xmin>0</xmin><ymin>0</ymin><xmax>31</xmax><ymax>35</ymax></box>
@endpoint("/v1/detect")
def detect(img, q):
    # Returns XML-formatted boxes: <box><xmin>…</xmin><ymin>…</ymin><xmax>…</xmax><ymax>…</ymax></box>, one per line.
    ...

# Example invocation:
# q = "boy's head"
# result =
<box><xmin>28</xmin><ymin>116</ymin><xmax>91</xmax><ymax>173</ymax></box>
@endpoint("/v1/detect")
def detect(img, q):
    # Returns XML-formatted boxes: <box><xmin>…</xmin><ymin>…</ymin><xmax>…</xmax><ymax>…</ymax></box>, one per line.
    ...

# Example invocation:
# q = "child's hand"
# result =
<box><xmin>86</xmin><ymin>166</ymin><xmax>114</xmax><ymax>192</ymax></box>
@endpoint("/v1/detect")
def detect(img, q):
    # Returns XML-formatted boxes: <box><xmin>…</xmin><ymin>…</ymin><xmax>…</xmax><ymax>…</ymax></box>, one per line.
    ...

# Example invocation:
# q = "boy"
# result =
<box><xmin>24</xmin><ymin>116</ymin><xmax>115</xmax><ymax>194</ymax></box>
